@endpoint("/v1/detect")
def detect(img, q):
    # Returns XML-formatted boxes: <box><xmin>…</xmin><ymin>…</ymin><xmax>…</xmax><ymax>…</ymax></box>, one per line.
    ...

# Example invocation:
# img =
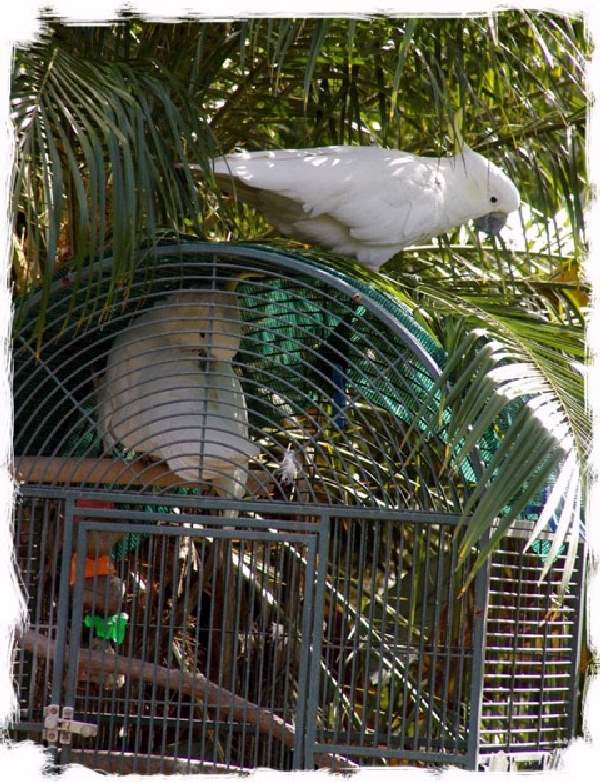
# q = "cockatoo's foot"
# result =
<box><xmin>82</xmin><ymin>638</ymin><xmax>125</xmax><ymax>689</ymax></box>
<box><xmin>137</xmin><ymin>453</ymin><xmax>159</xmax><ymax>467</ymax></box>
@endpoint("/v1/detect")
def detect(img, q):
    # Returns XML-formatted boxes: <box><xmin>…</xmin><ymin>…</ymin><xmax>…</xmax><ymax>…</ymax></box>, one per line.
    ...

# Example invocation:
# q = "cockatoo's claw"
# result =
<box><xmin>138</xmin><ymin>454</ymin><xmax>158</xmax><ymax>467</ymax></box>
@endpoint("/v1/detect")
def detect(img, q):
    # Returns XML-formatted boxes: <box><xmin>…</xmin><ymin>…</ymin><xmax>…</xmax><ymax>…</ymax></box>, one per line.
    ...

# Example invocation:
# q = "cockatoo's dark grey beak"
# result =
<box><xmin>473</xmin><ymin>211</ymin><xmax>508</xmax><ymax>236</ymax></box>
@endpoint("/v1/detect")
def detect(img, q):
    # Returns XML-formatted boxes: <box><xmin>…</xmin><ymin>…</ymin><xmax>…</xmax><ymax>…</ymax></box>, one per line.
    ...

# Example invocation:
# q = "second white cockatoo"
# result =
<box><xmin>209</xmin><ymin>145</ymin><xmax>520</xmax><ymax>269</ymax></box>
<box><xmin>97</xmin><ymin>289</ymin><xmax>259</xmax><ymax>499</ymax></box>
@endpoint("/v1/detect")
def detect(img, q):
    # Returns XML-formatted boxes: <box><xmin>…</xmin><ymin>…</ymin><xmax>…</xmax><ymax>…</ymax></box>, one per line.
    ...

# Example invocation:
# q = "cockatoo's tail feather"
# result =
<box><xmin>97</xmin><ymin>290</ymin><xmax>258</xmax><ymax>494</ymax></box>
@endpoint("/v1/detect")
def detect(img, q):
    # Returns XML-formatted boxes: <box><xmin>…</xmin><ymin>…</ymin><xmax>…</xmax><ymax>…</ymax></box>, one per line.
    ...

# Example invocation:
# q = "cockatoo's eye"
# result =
<box><xmin>490</xmin><ymin>196</ymin><xmax>498</xmax><ymax>204</ymax></box>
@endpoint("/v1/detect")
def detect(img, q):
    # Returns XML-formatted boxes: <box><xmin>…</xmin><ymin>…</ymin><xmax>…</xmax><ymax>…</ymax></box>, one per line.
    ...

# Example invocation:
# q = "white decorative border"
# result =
<box><xmin>1</xmin><ymin>2</ymin><xmax>598</xmax><ymax>779</ymax></box>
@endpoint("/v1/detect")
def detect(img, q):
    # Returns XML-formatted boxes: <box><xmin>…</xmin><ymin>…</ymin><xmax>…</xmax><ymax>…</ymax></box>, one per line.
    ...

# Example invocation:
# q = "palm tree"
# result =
<box><xmin>11</xmin><ymin>12</ymin><xmax>589</xmax><ymax>593</ymax></box>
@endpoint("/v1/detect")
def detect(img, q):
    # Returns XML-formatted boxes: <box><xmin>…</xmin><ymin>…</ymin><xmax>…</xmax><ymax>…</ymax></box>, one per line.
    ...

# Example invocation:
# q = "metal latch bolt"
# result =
<box><xmin>43</xmin><ymin>704</ymin><xmax>98</xmax><ymax>745</ymax></box>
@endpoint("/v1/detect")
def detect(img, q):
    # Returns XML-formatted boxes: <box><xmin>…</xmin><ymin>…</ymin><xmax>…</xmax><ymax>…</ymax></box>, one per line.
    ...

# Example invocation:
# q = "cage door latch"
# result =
<box><xmin>43</xmin><ymin>704</ymin><xmax>98</xmax><ymax>745</ymax></box>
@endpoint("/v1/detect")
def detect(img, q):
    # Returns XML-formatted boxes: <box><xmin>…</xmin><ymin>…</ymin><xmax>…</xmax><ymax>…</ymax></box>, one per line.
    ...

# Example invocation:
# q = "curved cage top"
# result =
<box><xmin>14</xmin><ymin>242</ymin><xmax>485</xmax><ymax>512</ymax></box>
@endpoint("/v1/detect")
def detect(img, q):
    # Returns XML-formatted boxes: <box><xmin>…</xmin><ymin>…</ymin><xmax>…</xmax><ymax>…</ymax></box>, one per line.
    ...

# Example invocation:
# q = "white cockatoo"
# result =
<box><xmin>97</xmin><ymin>290</ymin><xmax>259</xmax><ymax>499</ymax></box>
<box><xmin>210</xmin><ymin>145</ymin><xmax>520</xmax><ymax>269</ymax></box>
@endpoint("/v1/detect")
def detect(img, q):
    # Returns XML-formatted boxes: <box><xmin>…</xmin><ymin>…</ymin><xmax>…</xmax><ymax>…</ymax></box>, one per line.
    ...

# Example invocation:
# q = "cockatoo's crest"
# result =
<box><xmin>457</xmin><ymin>145</ymin><xmax>520</xmax><ymax>214</ymax></box>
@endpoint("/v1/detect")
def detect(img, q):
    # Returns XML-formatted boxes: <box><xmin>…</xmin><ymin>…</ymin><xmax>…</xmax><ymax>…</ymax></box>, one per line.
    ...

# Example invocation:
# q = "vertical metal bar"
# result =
<box><xmin>453</xmin><ymin>548</ymin><xmax>469</xmax><ymax>754</ymax></box>
<box><xmin>372</xmin><ymin>519</ymin><xmax>392</xmax><ymax>745</ymax></box>
<box><xmin>17</xmin><ymin>497</ymin><xmax>33</xmax><ymax>720</ymax></box>
<box><xmin>400</xmin><ymin>521</ymin><xmax>418</xmax><ymax>749</ymax></box>
<box><xmin>465</xmin><ymin>539</ymin><xmax>491</xmax><ymax>770</ymax></box>
<box><xmin>195</xmin><ymin>536</ymin><xmax>211</xmax><ymax>767</ymax></box>
<box><xmin>239</xmin><ymin>538</ymin><xmax>257</xmax><ymax>768</ymax></box>
<box><xmin>283</xmin><ymin>538</ymin><xmax>301</xmax><ymax>769</ymax></box>
<box><xmin>119</xmin><ymin>538</ymin><xmax>141</xmax><ymax>756</ymax></box>
<box><xmin>51</xmin><ymin>498</ymin><xmax>74</xmax><ymax>706</ymax></box>
<box><xmin>386</xmin><ymin>521</ymin><xmax>405</xmax><ymax>748</ymax></box>
<box><xmin>159</xmin><ymin>526</ymin><xmax>182</xmax><ymax>768</ymax></box>
<box><xmin>325</xmin><ymin>513</ymin><xmax>342</xmax><ymax>735</ymax></box>
<box><xmin>147</xmin><ymin>532</ymin><xmax>168</xmax><ymax>771</ymax></box>
<box><xmin>337</xmin><ymin>516</ymin><xmax>354</xmax><ymax>745</ymax></box>
<box><xmin>346</xmin><ymin>518</ymin><xmax>367</xmax><ymax>742</ymax></box>
<box><xmin>537</xmin><ymin>558</ymin><xmax>553</xmax><ymax>748</ymax></box>
<box><xmin>266</xmin><ymin>539</ymin><xmax>285</xmax><ymax>768</ymax></box>
<box><xmin>172</xmin><ymin>528</ymin><xmax>194</xmax><ymax>767</ymax></box>
<box><xmin>278</xmin><ymin>542</ymin><xmax>295</xmax><ymax>771</ymax></box>
<box><xmin>30</xmin><ymin>498</ymin><xmax>48</xmax><ymax>720</ymax></box>
<box><xmin>133</xmin><ymin>530</ymin><xmax>155</xmax><ymax>767</ymax></box>
<box><xmin>225</xmin><ymin>534</ymin><xmax>244</xmax><ymax>769</ymax></box>
<box><xmin>220</xmin><ymin>537</ymin><xmax>234</xmax><ymax>690</ymax></box>
<box><xmin>256</xmin><ymin>541</ymin><xmax>272</xmax><ymax>765</ymax></box>
<box><xmin>505</xmin><ymin>541</ymin><xmax>525</xmax><ymax>752</ymax></box>
<box><xmin>413</xmin><ymin>525</ymin><xmax>432</xmax><ymax>750</ymax></box>
<box><xmin>304</xmin><ymin>514</ymin><xmax>330</xmax><ymax>769</ymax></box>
<box><xmin>124</xmin><ymin>523</ymin><xmax>143</xmax><ymax>769</ymax></box>
<box><xmin>567</xmin><ymin>541</ymin><xmax>586</xmax><ymax>739</ymax></box>
<box><xmin>426</xmin><ymin>524</ymin><xmax>446</xmax><ymax>750</ymax></box>
<box><xmin>23</xmin><ymin>495</ymin><xmax>36</xmax><ymax>609</ymax></box>
<box><xmin>216</xmin><ymin>536</ymin><xmax>233</xmax><ymax>766</ymax></box>
<box><xmin>361</xmin><ymin>519</ymin><xmax>379</xmax><ymax>747</ymax></box>
<box><xmin>252</xmin><ymin>539</ymin><xmax>266</xmax><ymax>768</ymax></box>
<box><xmin>46</xmin><ymin>499</ymin><xmax>64</xmax><ymax>703</ymax></box>
<box><xmin>202</xmin><ymin>536</ymin><xmax>220</xmax><ymax>765</ymax></box>
<box><xmin>62</xmin><ymin>521</ymin><xmax>89</xmax><ymax>766</ymax></box>
<box><xmin>440</xmin><ymin>526</ymin><xmax>458</xmax><ymax>749</ymax></box>
<box><xmin>293</xmin><ymin>537</ymin><xmax>316</xmax><ymax>769</ymax></box>
<box><xmin>80</xmin><ymin>539</ymin><xmax>94</xmax><ymax>755</ymax></box>
<box><xmin>95</xmin><ymin>532</ymin><xmax>114</xmax><ymax>762</ymax></box>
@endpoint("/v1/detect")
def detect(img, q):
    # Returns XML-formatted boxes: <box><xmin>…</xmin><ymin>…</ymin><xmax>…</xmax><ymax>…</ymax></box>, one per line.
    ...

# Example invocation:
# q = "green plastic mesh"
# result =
<box><xmin>235</xmin><ymin>247</ymin><xmax>479</xmax><ymax>483</ymax></box>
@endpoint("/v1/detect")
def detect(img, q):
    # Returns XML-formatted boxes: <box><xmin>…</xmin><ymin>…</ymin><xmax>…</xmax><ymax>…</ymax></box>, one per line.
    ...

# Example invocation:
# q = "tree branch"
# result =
<box><xmin>19</xmin><ymin>630</ymin><xmax>355</xmax><ymax>771</ymax></box>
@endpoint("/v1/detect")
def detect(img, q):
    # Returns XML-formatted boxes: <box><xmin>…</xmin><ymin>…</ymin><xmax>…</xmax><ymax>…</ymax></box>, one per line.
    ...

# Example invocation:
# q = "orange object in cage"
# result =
<box><xmin>70</xmin><ymin>498</ymin><xmax>118</xmax><ymax>584</ymax></box>
<box><xmin>69</xmin><ymin>553</ymin><xmax>116</xmax><ymax>586</ymax></box>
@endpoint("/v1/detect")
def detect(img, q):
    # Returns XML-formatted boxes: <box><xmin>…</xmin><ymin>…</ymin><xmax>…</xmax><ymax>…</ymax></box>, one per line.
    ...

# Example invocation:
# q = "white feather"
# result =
<box><xmin>97</xmin><ymin>290</ymin><xmax>259</xmax><ymax>495</ymax></box>
<box><xmin>212</xmin><ymin>145</ymin><xmax>520</xmax><ymax>268</ymax></box>
<box><xmin>279</xmin><ymin>446</ymin><xmax>299</xmax><ymax>486</ymax></box>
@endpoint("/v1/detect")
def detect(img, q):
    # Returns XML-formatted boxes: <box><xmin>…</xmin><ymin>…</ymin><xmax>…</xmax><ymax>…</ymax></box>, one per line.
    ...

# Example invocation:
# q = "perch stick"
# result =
<box><xmin>14</xmin><ymin>456</ymin><xmax>274</xmax><ymax>495</ymax></box>
<box><xmin>19</xmin><ymin>629</ymin><xmax>356</xmax><ymax>771</ymax></box>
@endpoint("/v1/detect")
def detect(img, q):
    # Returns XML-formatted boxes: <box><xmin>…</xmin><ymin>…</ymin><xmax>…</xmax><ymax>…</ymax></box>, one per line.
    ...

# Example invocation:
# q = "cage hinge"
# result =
<box><xmin>43</xmin><ymin>704</ymin><xmax>98</xmax><ymax>745</ymax></box>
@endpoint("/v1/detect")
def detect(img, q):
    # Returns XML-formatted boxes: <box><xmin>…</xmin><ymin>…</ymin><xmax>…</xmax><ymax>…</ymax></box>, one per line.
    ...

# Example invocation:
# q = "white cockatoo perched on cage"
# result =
<box><xmin>97</xmin><ymin>289</ymin><xmax>259</xmax><ymax>499</ymax></box>
<box><xmin>208</xmin><ymin>145</ymin><xmax>520</xmax><ymax>269</ymax></box>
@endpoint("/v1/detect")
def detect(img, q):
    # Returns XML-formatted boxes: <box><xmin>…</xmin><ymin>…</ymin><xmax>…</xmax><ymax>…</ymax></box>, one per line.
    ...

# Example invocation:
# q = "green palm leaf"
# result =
<box><xmin>12</xmin><ymin>37</ymin><xmax>211</xmax><ymax>340</ymax></box>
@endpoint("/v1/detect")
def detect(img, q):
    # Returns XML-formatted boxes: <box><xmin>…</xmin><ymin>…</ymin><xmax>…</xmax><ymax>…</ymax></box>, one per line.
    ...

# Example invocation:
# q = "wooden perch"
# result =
<box><xmin>14</xmin><ymin>456</ymin><xmax>275</xmax><ymax>496</ymax></box>
<box><xmin>19</xmin><ymin>630</ymin><xmax>356</xmax><ymax>771</ymax></box>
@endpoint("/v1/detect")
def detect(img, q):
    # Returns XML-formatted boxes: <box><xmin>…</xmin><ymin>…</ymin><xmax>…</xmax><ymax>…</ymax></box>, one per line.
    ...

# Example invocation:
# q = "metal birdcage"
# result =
<box><xmin>10</xmin><ymin>242</ymin><xmax>585</xmax><ymax>773</ymax></box>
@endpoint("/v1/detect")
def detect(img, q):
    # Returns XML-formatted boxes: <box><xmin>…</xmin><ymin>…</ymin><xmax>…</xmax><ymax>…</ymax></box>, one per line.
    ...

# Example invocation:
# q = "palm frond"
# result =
<box><xmin>394</xmin><ymin>302</ymin><xmax>585</xmax><ymax>597</ymax></box>
<box><xmin>11</xmin><ymin>38</ymin><xmax>212</xmax><ymax>339</ymax></box>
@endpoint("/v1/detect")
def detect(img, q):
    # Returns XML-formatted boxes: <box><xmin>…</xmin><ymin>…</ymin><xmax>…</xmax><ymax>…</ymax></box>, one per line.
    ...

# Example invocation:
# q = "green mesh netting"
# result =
<box><xmin>288</xmin><ymin>249</ymin><xmax>525</xmax><ymax>483</ymax></box>
<box><xmin>235</xmin><ymin>246</ymin><xmax>482</xmax><ymax>484</ymax></box>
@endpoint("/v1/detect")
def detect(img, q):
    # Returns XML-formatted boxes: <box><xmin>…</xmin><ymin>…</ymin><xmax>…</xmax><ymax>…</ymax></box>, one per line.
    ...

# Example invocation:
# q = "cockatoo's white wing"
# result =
<box><xmin>108</xmin><ymin>358</ymin><xmax>256</xmax><ymax>481</ymax></box>
<box><xmin>213</xmin><ymin>147</ymin><xmax>443</xmax><ymax>265</ymax></box>
<box><xmin>97</xmin><ymin>292</ymin><xmax>259</xmax><ymax>487</ymax></box>
<box><xmin>212</xmin><ymin>145</ymin><xmax>520</xmax><ymax>269</ymax></box>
